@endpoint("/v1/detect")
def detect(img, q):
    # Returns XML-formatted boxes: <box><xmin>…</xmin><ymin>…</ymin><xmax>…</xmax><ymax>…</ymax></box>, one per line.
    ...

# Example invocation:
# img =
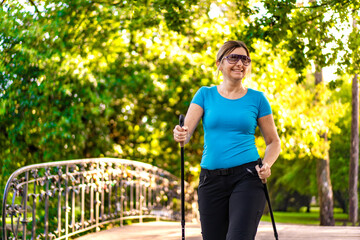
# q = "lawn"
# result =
<box><xmin>261</xmin><ymin>207</ymin><xmax>350</xmax><ymax>226</ymax></box>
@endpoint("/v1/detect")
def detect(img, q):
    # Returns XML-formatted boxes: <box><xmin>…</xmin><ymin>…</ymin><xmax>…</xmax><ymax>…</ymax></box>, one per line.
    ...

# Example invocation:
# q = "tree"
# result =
<box><xmin>349</xmin><ymin>11</ymin><xmax>359</xmax><ymax>226</ymax></box>
<box><xmin>314</xmin><ymin>68</ymin><xmax>335</xmax><ymax>225</ymax></box>
<box><xmin>235</xmin><ymin>0</ymin><xmax>359</xmax><ymax>225</ymax></box>
<box><xmin>349</xmin><ymin>73</ymin><xmax>358</xmax><ymax>225</ymax></box>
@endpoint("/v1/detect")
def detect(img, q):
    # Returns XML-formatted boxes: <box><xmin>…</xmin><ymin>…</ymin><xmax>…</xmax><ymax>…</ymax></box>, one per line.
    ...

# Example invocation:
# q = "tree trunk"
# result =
<box><xmin>316</xmin><ymin>144</ymin><xmax>335</xmax><ymax>225</ymax></box>
<box><xmin>349</xmin><ymin>73</ymin><xmax>359</xmax><ymax>226</ymax></box>
<box><xmin>315</xmin><ymin>68</ymin><xmax>335</xmax><ymax>226</ymax></box>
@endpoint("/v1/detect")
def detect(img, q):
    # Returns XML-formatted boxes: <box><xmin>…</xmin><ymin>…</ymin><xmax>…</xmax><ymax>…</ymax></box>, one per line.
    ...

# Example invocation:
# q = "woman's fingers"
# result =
<box><xmin>255</xmin><ymin>163</ymin><xmax>271</xmax><ymax>180</ymax></box>
<box><xmin>173</xmin><ymin>125</ymin><xmax>188</xmax><ymax>142</ymax></box>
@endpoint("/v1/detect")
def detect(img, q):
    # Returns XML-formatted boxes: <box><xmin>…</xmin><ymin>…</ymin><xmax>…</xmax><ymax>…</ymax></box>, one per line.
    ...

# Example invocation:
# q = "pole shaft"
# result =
<box><xmin>258</xmin><ymin>158</ymin><xmax>278</xmax><ymax>239</ymax></box>
<box><xmin>181</xmin><ymin>147</ymin><xmax>185</xmax><ymax>240</ymax></box>
<box><xmin>179</xmin><ymin>114</ymin><xmax>185</xmax><ymax>240</ymax></box>
<box><xmin>264</xmin><ymin>186</ymin><xmax>278</xmax><ymax>239</ymax></box>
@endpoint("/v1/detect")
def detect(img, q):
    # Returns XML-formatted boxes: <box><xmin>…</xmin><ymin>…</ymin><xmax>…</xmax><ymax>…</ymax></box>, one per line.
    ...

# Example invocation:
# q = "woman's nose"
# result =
<box><xmin>235</xmin><ymin>59</ymin><xmax>244</xmax><ymax>66</ymax></box>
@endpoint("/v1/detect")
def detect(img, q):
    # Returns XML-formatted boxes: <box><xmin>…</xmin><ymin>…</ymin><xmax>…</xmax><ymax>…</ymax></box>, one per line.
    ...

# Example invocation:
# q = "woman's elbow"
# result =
<box><xmin>267</xmin><ymin>137</ymin><xmax>281</xmax><ymax>152</ymax></box>
<box><xmin>274</xmin><ymin>138</ymin><xmax>281</xmax><ymax>153</ymax></box>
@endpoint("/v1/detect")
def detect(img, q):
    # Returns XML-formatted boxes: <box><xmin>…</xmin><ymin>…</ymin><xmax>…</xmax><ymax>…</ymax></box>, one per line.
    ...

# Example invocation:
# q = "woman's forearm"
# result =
<box><xmin>263</xmin><ymin>139</ymin><xmax>281</xmax><ymax>168</ymax></box>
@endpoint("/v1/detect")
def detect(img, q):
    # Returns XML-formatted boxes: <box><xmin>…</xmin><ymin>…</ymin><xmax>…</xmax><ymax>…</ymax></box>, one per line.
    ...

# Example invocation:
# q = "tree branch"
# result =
<box><xmin>292</xmin><ymin>11</ymin><xmax>324</xmax><ymax>27</ymax></box>
<box><xmin>27</xmin><ymin>0</ymin><xmax>41</xmax><ymax>15</ymax></box>
<box><xmin>296</xmin><ymin>0</ymin><xmax>350</xmax><ymax>9</ymax></box>
<box><xmin>91</xmin><ymin>0</ymin><xmax>125</xmax><ymax>7</ymax></box>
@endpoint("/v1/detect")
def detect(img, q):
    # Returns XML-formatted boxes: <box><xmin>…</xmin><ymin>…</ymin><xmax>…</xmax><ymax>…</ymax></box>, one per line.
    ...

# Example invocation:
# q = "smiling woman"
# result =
<box><xmin>173</xmin><ymin>40</ymin><xmax>281</xmax><ymax>240</ymax></box>
<box><xmin>215</xmin><ymin>42</ymin><xmax>252</xmax><ymax>83</ymax></box>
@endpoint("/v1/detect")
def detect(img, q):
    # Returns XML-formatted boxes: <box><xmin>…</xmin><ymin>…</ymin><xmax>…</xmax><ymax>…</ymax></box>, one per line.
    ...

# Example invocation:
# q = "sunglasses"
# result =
<box><xmin>224</xmin><ymin>54</ymin><xmax>251</xmax><ymax>66</ymax></box>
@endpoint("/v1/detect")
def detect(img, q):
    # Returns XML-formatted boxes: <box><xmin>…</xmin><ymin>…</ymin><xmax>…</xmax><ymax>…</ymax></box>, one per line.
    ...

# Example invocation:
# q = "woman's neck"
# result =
<box><xmin>218</xmin><ymin>81</ymin><xmax>247</xmax><ymax>99</ymax></box>
<box><xmin>219</xmin><ymin>81</ymin><xmax>246</xmax><ymax>93</ymax></box>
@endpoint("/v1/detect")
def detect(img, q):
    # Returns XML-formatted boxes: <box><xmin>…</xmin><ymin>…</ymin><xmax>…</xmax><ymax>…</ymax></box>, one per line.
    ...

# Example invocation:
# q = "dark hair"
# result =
<box><xmin>216</xmin><ymin>41</ymin><xmax>250</xmax><ymax>62</ymax></box>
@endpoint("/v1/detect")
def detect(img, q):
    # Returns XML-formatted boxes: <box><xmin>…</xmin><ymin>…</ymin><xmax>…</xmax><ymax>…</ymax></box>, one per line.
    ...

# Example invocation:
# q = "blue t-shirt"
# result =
<box><xmin>191</xmin><ymin>86</ymin><xmax>272</xmax><ymax>170</ymax></box>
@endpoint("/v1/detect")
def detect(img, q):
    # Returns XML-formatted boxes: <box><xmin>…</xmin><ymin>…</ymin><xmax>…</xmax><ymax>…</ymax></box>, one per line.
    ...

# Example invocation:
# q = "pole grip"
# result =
<box><xmin>179</xmin><ymin>114</ymin><xmax>185</xmax><ymax>127</ymax></box>
<box><xmin>257</xmin><ymin>158</ymin><xmax>263</xmax><ymax>168</ymax></box>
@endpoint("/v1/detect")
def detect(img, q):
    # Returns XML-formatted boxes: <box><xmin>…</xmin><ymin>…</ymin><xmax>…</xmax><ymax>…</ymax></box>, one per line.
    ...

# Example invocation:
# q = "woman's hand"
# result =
<box><xmin>173</xmin><ymin>125</ymin><xmax>188</xmax><ymax>147</ymax></box>
<box><xmin>255</xmin><ymin>163</ymin><xmax>271</xmax><ymax>183</ymax></box>
<box><xmin>173</xmin><ymin>103</ymin><xmax>204</xmax><ymax>147</ymax></box>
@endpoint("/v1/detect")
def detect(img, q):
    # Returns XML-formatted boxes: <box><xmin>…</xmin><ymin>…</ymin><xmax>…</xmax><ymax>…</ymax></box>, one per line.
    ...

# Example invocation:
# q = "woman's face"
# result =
<box><xmin>218</xmin><ymin>47</ymin><xmax>250</xmax><ymax>81</ymax></box>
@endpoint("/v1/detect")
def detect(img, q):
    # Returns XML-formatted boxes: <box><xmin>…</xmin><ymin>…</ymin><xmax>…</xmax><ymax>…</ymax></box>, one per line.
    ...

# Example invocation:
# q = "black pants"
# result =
<box><xmin>198</xmin><ymin>161</ymin><xmax>266</xmax><ymax>240</ymax></box>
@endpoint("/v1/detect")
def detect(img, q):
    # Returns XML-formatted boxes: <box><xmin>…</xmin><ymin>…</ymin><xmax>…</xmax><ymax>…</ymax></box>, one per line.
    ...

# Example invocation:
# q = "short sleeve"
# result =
<box><xmin>191</xmin><ymin>87</ymin><xmax>205</xmax><ymax>109</ymax></box>
<box><xmin>258</xmin><ymin>92</ymin><xmax>272</xmax><ymax>118</ymax></box>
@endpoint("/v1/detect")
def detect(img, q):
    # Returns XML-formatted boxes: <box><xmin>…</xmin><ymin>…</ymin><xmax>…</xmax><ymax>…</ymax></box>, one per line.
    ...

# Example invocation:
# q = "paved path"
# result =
<box><xmin>75</xmin><ymin>221</ymin><xmax>360</xmax><ymax>240</ymax></box>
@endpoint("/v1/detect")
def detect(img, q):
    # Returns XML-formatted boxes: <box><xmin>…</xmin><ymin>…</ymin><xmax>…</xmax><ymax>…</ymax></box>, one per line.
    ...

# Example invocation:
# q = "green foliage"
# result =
<box><xmin>241</xmin><ymin>0</ymin><xmax>359</xmax><ymax>81</ymax></box>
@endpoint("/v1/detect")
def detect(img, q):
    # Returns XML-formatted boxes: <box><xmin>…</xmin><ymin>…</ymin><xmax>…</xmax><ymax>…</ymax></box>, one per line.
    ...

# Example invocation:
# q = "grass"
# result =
<box><xmin>260</xmin><ymin>207</ymin><xmax>351</xmax><ymax>226</ymax></box>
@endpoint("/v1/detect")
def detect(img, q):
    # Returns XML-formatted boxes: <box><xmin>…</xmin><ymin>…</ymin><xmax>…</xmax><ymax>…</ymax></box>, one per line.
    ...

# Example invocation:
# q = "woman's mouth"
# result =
<box><xmin>232</xmin><ymin>68</ymin><xmax>244</xmax><ymax>73</ymax></box>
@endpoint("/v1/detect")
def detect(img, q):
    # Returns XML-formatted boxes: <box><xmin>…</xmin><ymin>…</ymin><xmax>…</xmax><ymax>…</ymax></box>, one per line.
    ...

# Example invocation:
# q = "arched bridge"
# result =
<box><xmin>4</xmin><ymin>158</ymin><xmax>360</xmax><ymax>240</ymax></box>
<box><xmin>2</xmin><ymin>158</ymin><xmax>198</xmax><ymax>240</ymax></box>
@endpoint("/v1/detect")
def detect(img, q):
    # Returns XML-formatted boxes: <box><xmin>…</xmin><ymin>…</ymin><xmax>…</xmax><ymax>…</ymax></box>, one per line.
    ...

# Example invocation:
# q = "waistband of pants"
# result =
<box><xmin>201</xmin><ymin>158</ymin><xmax>260</xmax><ymax>176</ymax></box>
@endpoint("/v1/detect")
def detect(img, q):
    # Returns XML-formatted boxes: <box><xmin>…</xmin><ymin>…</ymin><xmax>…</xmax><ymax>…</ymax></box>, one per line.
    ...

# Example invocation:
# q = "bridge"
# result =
<box><xmin>2</xmin><ymin>158</ymin><xmax>360</xmax><ymax>240</ymax></box>
<box><xmin>2</xmin><ymin>158</ymin><xmax>197</xmax><ymax>239</ymax></box>
<box><xmin>74</xmin><ymin>221</ymin><xmax>360</xmax><ymax>240</ymax></box>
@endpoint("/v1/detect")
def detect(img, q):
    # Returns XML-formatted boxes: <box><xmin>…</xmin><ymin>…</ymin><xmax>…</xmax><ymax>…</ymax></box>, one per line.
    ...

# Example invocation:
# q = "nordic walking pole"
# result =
<box><xmin>258</xmin><ymin>158</ymin><xmax>279</xmax><ymax>240</ymax></box>
<box><xmin>179</xmin><ymin>114</ymin><xmax>185</xmax><ymax>240</ymax></box>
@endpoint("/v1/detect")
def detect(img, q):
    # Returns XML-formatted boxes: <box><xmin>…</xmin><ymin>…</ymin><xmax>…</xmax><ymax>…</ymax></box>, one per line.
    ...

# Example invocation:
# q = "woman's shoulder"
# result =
<box><xmin>198</xmin><ymin>85</ymin><xmax>216</xmax><ymax>90</ymax></box>
<box><xmin>191</xmin><ymin>85</ymin><xmax>216</xmax><ymax>105</ymax></box>
<box><xmin>247</xmin><ymin>88</ymin><xmax>266</xmax><ymax>97</ymax></box>
<box><xmin>246</xmin><ymin>88</ymin><xmax>270</xmax><ymax>102</ymax></box>
<box><xmin>195</xmin><ymin>85</ymin><xmax>216</xmax><ymax>94</ymax></box>
<box><xmin>247</xmin><ymin>88</ymin><xmax>263</xmax><ymax>94</ymax></box>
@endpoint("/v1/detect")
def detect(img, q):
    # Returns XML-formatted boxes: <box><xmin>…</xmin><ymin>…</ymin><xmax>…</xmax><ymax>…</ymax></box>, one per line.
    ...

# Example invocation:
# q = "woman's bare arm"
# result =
<box><xmin>173</xmin><ymin>103</ymin><xmax>203</xmax><ymax>146</ymax></box>
<box><xmin>256</xmin><ymin>114</ymin><xmax>281</xmax><ymax>181</ymax></box>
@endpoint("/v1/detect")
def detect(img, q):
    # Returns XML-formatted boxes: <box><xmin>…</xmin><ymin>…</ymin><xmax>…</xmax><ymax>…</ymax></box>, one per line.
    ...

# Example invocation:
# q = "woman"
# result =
<box><xmin>173</xmin><ymin>40</ymin><xmax>281</xmax><ymax>240</ymax></box>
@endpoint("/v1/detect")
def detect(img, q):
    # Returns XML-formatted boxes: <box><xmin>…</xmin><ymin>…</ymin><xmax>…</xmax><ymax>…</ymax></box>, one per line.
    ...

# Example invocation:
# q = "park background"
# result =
<box><xmin>1</xmin><ymin>0</ymin><xmax>359</xmax><ymax>234</ymax></box>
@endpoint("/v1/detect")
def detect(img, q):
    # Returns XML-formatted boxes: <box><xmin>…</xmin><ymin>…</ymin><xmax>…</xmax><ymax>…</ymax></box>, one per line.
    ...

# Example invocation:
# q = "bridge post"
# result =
<box><xmin>139</xmin><ymin>173</ymin><xmax>143</xmax><ymax>223</ymax></box>
<box><xmin>65</xmin><ymin>165</ymin><xmax>69</xmax><ymax>238</ymax></box>
<box><xmin>96</xmin><ymin>189</ymin><xmax>100</xmax><ymax>231</ymax></box>
<box><xmin>56</xmin><ymin>167</ymin><xmax>62</xmax><ymax>238</ymax></box>
<box><xmin>81</xmin><ymin>166</ymin><xmax>85</xmax><ymax>229</ymax></box>
<box><xmin>44</xmin><ymin>167</ymin><xmax>50</xmax><ymax>239</ymax></box>
<box><xmin>31</xmin><ymin>169</ymin><xmax>38</xmax><ymax>240</ymax></box>
<box><xmin>22</xmin><ymin>171</ymin><xmax>29</xmax><ymax>238</ymax></box>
